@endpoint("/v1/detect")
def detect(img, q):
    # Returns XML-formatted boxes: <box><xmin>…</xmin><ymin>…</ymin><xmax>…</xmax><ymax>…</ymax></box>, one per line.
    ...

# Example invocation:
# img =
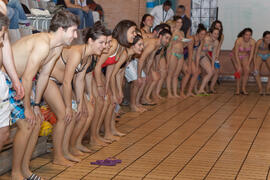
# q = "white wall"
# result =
<box><xmin>218</xmin><ymin>0</ymin><xmax>270</xmax><ymax>50</ymax></box>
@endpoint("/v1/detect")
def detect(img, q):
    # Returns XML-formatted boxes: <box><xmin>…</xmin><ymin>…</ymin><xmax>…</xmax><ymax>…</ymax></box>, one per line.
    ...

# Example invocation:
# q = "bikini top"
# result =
<box><xmin>193</xmin><ymin>41</ymin><xmax>201</xmax><ymax>49</ymax></box>
<box><xmin>258</xmin><ymin>41</ymin><xmax>267</xmax><ymax>51</ymax></box>
<box><xmin>101</xmin><ymin>44</ymin><xmax>120</xmax><ymax>68</ymax></box>
<box><xmin>61</xmin><ymin>45</ymin><xmax>87</xmax><ymax>74</ymax></box>
<box><xmin>239</xmin><ymin>44</ymin><xmax>252</xmax><ymax>53</ymax></box>
<box><xmin>173</xmin><ymin>35</ymin><xmax>179</xmax><ymax>41</ymax></box>
<box><xmin>86</xmin><ymin>56</ymin><xmax>97</xmax><ymax>74</ymax></box>
<box><xmin>202</xmin><ymin>43</ymin><xmax>213</xmax><ymax>52</ymax></box>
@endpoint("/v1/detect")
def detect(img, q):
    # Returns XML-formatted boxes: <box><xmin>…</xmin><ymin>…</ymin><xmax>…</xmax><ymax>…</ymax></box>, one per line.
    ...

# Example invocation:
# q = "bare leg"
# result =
<box><xmin>0</xmin><ymin>126</ymin><xmax>9</xmax><ymax>151</ymax></box>
<box><xmin>130</xmin><ymin>80</ymin><xmax>143</xmax><ymax>112</ymax></box>
<box><xmin>172</xmin><ymin>58</ymin><xmax>184</xmax><ymax>98</ymax></box>
<box><xmin>43</xmin><ymin>81</ymin><xmax>74</xmax><ymax>166</ymax></box>
<box><xmin>180</xmin><ymin>61</ymin><xmax>190</xmax><ymax>98</ymax></box>
<box><xmin>75</xmin><ymin>96</ymin><xmax>94</xmax><ymax>152</ymax></box>
<box><xmin>198</xmin><ymin>58</ymin><xmax>213</xmax><ymax>94</ymax></box>
<box><xmin>166</xmin><ymin>55</ymin><xmax>177</xmax><ymax>98</ymax></box>
<box><xmin>254</xmin><ymin>56</ymin><xmax>263</xmax><ymax>94</ymax></box>
<box><xmin>21</xmin><ymin>118</ymin><xmax>43</xmax><ymax>177</ymax></box>
<box><xmin>146</xmin><ymin>70</ymin><xmax>160</xmax><ymax>103</ymax></box>
<box><xmin>265</xmin><ymin>59</ymin><xmax>270</xmax><ymax>94</ymax></box>
<box><xmin>62</xmin><ymin>114</ymin><xmax>82</xmax><ymax>161</ymax></box>
<box><xmin>241</xmin><ymin>57</ymin><xmax>250</xmax><ymax>95</ymax></box>
<box><xmin>12</xmin><ymin>119</ymin><xmax>33</xmax><ymax>180</ymax></box>
<box><xmin>187</xmin><ymin>62</ymin><xmax>198</xmax><ymax>97</ymax></box>
<box><xmin>103</xmin><ymin>103</ymin><xmax>120</xmax><ymax>141</ymax></box>
<box><xmin>210</xmin><ymin>68</ymin><xmax>219</xmax><ymax>93</ymax></box>
<box><xmin>155</xmin><ymin>57</ymin><xmax>167</xmax><ymax>99</ymax></box>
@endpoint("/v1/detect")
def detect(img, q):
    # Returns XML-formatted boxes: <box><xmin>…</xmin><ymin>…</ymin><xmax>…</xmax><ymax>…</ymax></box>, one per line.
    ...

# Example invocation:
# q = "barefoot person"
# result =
<box><xmin>43</xmin><ymin>24</ymin><xmax>107</xmax><ymax>164</ymax></box>
<box><xmin>209</xmin><ymin>20</ymin><xmax>224</xmax><ymax>93</ymax></box>
<box><xmin>90</xmin><ymin>20</ymin><xmax>137</xmax><ymax>146</ymax></box>
<box><xmin>196</xmin><ymin>27</ymin><xmax>219</xmax><ymax>95</ymax></box>
<box><xmin>9</xmin><ymin>10</ymin><xmax>79</xmax><ymax>180</ymax></box>
<box><xmin>253</xmin><ymin>31</ymin><xmax>270</xmax><ymax>95</ymax></box>
<box><xmin>232</xmin><ymin>28</ymin><xmax>255</xmax><ymax>95</ymax></box>
<box><xmin>186</xmin><ymin>24</ymin><xmax>207</xmax><ymax>96</ymax></box>
<box><xmin>0</xmin><ymin>10</ymin><xmax>24</xmax><ymax>152</ymax></box>
<box><xmin>166</xmin><ymin>16</ymin><xmax>186</xmax><ymax>98</ymax></box>
<box><xmin>139</xmin><ymin>28</ymin><xmax>171</xmax><ymax>104</ymax></box>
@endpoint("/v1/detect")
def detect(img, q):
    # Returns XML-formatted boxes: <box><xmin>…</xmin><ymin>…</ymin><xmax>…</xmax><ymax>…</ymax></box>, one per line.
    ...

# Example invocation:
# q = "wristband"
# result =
<box><xmin>33</xmin><ymin>102</ymin><xmax>41</xmax><ymax>107</ymax></box>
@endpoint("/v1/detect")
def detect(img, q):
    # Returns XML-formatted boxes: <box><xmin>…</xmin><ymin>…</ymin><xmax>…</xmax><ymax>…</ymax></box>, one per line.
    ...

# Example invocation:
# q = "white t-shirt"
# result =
<box><xmin>150</xmin><ymin>5</ymin><xmax>174</xmax><ymax>28</ymax></box>
<box><xmin>76</xmin><ymin>0</ymin><xmax>87</xmax><ymax>7</ymax></box>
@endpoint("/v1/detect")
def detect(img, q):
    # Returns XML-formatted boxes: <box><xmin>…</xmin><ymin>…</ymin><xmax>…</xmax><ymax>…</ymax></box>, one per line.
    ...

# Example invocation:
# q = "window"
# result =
<box><xmin>191</xmin><ymin>0</ymin><xmax>218</xmax><ymax>34</ymax></box>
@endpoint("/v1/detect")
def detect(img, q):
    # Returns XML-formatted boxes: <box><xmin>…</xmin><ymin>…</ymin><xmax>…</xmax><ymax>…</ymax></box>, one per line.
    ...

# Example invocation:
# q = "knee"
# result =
<box><xmin>0</xmin><ymin>128</ymin><xmax>10</xmax><ymax>143</ymax></box>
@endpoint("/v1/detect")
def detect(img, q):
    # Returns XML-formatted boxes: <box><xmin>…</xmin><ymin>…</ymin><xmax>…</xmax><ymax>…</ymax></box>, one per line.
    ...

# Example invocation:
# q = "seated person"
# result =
<box><xmin>57</xmin><ymin>0</ymin><xmax>94</xmax><ymax>29</ymax></box>
<box><xmin>3</xmin><ymin>0</ymin><xmax>30</xmax><ymax>29</ymax></box>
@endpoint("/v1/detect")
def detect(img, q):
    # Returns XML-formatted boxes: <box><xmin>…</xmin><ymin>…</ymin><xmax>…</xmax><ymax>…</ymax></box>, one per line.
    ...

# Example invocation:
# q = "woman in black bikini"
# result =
<box><xmin>43</xmin><ymin>24</ymin><xmax>108</xmax><ymax>165</ymax></box>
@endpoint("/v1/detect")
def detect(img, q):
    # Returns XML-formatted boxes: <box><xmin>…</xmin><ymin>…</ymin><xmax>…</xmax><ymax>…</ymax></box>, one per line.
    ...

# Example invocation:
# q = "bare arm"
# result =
<box><xmin>216</xmin><ymin>34</ymin><xmax>224</xmax><ymax>59</ymax></box>
<box><xmin>253</xmin><ymin>40</ymin><xmax>261</xmax><ymax>70</ymax></box>
<box><xmin>62</xmin><ymin>51</ymin><xmax>81</xmax><ymax>111</ymax></box>
<box><xmin>2</xmin><ymin>32</ymin><xmax>24</xmax><ymax>100</ymax></box>
<box><xmin>234</xmin><ymin>39</ymin><xmax>241</xmax><ymax>71</ymax></box>
<box><xmin>22</xmin><ymin>43</ymin><xmax>50</xmax><ymax>110</ymax></box>
<box><xmin>110</xmin><ymin>51</ymin><xmax>128</xmax><ymax>103</ymax></box>
<box><xmin>138</xmin><ymin>44</ymin><xmax>155</xmax><ymax>78</ymax></box>
<box><xmin>187</xmin><ymin>38</ymin><xmax>194</xmax><ymax>65</ymax></box>
<box><xmin>74</xmin><ymin>60</ymin><xmax>90</xmax><ymax>117</ymax></box>
<box><xmin>212</xmin><ymin>40</ymin><xmax>219</xmax><ymax>67</ymax></box>
<box><xmin>196</xmin><ymin>40</ymin><xmax>204</xmax><ymax>69</ymax></box>
<box><xmin>248</xmin><ymin>39</ymin><xmax>256</xmax><ymax>65</ymax></box>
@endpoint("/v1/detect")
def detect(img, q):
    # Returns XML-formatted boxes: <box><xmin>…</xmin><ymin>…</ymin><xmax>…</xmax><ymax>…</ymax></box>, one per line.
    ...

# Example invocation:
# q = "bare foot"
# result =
<box><xmin>12</xmin><ymin>173</ymin><xmax>25</xmax><ymax>180</ymax></box>
<box><xmin>104</xmin><ymin>134</ymin><xmax>120</xmax><ymax>141</ymax></box>
<box><xmin>90</xmin><ymin>137</ymin><xmax>109</xmax><ymax>147</ymax></box>
<box><xmin>70</xmin><ymin>147</ymin><xmax>85</xmax><ymax>156</ymax></box>
<box><xmin>112</xmin><ymin>130</ymin><xmax>126</xmax><ymax>137</ymax></box>
<box><xmin>63</xmin><ymin>152</ymin><xmax>81</xmax><ymax>162</ymax></box>
<box><xmin>167</xmin><ymin>94</ymin><xmax>174</xmax><ymax>98</ymax></box>
<box><xmin>130</xmin><ymin>105</ymin><xmax>144</xmax><ymax>112</ymax></box>
<box><xmin>186</xmin><ymin>92</ymin><xmax>196</xmax><ymax>97</ymax></box>
<box><xmin>197</xmin><ymin>90</ymin><xmax>206</xmax><ymax>94</ymax></box>
<box><xmin>53</xmin><ymin>158</ymin><xmax>75</xmax><ymax>167</ymax></box>
<box><xmin>97</xmin><ymin>135</ymin><xmax>113</xmax><ymax>144</ymax></box>
<box><xmin>179</xmin><ymin>94</ymin><xmax>187</xmax><ymax>99</ymax></box>
<box><xmin>76</xmin><ymin>144</ymin><xmax>92</xmax><ymax>153</ymax></box>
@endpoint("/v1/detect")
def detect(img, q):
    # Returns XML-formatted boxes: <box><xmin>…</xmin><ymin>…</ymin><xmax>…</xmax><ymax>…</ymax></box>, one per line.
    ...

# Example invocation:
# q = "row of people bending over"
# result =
<box><xmin>1</xmin><ymin>7</ymin><xmax>270</xmax><ymax>180</ymax></box>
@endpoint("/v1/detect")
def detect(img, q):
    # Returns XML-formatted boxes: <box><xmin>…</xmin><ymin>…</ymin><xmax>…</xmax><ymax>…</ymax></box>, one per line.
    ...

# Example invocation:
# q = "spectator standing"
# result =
<box><xmin>150</xmin><ymin>0</ymin><xmax>174</xmax><ymax>28</ymax></box>
<box><xmin>175</xmin><ymin>5</ymin><xmax>191</xmax><ymax>37</ymax></box>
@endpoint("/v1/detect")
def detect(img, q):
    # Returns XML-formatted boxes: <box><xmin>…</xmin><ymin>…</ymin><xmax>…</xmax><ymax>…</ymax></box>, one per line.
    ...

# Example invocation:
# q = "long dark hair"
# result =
<box><xmin>112</xmin><ymin>20</ymin><xmax>137</xmax><ymax>48</ymax></box>
<box><xmin>263</xmin><ymin>31</ymin><xmax>270</xmax><ymax>50</ymax></box>
<box><xmin>196</xmin><ymin>23</ymin><xmax>206</xmax><ymax>34</ymax></box>
<box><xmin>237</xmin><ymin>28</ymin><xmax>253</xmax><ymax>38</ymax></box>
<box><xmin>84</xmin><ymin>22</ymin><xmax>108</xmax><ymax>43</ymax></box>
<box><xmin>209</xmin><ymin>20</ymin><xmax>223</xmax><ymax>41</ymax></box>
<box><xmin>140</xmin><ymin>14</ymin><xmax>152</xmax><ymax>29</ymax></box>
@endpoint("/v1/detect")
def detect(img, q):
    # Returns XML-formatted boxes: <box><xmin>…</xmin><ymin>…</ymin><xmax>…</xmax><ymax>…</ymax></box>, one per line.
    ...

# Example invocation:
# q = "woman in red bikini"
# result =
<box><xmin>89</xmin><ymin>20</ymin><xmax>137</xmax><ymax>146</ymax></box>
<box><xmin>232</xmin><ymin>28</ymin><xmax>255</xmax><ymax>95</ymax></box>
